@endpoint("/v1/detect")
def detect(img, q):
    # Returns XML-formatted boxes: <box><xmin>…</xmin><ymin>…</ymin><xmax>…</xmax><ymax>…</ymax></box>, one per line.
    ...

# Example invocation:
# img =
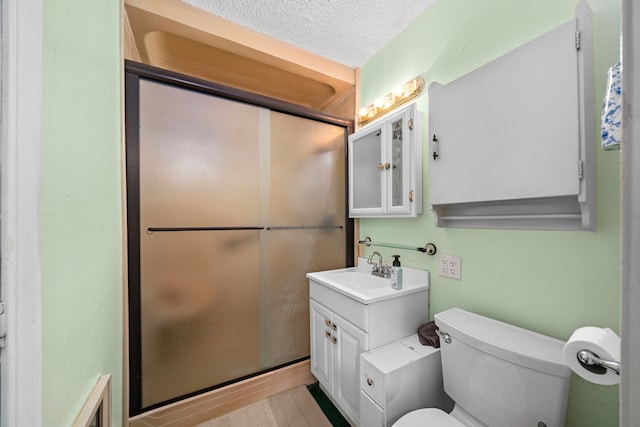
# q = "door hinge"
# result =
<box><xmin>578</xmin><ymin>160</ymin><xmax>584</xmax><ymax>180</ymax></box>
<box><xmin>408</xmin><ymin>118</ymin><xmax>414</xmax><ymax>130</ymax></box>
<box><xmin>0</xmin><ymin>302</ymin><xmax>6</xmax><ymax>348</ymax></box>
<box><xmin>575</xmin><ymin>29</ymin><xmax>581</xmax><ymax>50</ymax></box>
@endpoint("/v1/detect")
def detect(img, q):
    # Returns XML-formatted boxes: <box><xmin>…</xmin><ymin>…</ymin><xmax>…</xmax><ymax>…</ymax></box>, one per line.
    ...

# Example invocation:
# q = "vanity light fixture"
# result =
<box><xmin>358</xmin><ymin>76</ymin><xmax>425</xmax><ymax>126</ymax></box>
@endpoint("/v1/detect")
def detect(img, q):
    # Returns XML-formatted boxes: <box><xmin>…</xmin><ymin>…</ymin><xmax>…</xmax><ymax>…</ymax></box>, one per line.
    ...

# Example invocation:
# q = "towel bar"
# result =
<box><xmin>358</xmin><ymin>236</ymin><xmax>437</xmax><ymax>255</ymax></box>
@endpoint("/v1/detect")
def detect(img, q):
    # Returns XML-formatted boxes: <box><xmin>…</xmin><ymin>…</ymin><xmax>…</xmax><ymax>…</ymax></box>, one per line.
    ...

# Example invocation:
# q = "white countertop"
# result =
<box><xmin>307</xmin><ymin>258</ymin><xmax>429</xmax><ymax>304</ymax></box>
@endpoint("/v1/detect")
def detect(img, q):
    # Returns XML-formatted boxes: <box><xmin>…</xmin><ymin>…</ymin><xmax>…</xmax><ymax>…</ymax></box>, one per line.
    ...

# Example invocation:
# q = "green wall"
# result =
<box><xmin>359</xmin><ymin>0</ymin><xmax>621</xmax><ymax>425</ymax></box>
<box><xmin>42</xmin><ymin>0</ymin><xmax>123</xmax><ymax>425</ymax></box>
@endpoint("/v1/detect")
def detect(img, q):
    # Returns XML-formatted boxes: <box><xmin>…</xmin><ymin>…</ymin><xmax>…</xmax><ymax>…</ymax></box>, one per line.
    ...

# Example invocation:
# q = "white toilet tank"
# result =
<box><xmin>434</xmin><ymin>308</ymin><xmax>571</xmax><ymax>427</ymax></box>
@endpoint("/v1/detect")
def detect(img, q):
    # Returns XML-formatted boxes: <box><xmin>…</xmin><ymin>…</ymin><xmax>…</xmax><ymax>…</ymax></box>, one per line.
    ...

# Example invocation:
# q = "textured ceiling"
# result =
<box><xmin>182</xmin><ymin>0</ymin><xmax>437</xmax><ymax>68</ymax></box>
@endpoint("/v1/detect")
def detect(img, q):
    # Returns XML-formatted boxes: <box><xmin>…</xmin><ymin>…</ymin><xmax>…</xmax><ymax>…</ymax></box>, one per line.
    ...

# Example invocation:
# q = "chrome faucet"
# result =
<box><xmin>367</xmin><ymin>251</ymin><xmax>391</xmax><ymax>278</ymax></box>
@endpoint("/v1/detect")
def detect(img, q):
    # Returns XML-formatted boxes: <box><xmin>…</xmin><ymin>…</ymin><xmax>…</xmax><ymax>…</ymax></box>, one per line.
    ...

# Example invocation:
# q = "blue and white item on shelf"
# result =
<box><xmin>601</xmin><ymin>62</ymin><xmax>622</xmax><ymax>150</ymax></box>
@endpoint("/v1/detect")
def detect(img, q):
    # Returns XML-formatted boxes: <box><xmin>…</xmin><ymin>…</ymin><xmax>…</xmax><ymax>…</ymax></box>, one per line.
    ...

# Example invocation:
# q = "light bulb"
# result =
<box><xmin>383</xmin><ymin>94</ymin><xmax>394</xmax><ymax>108</ymax></box>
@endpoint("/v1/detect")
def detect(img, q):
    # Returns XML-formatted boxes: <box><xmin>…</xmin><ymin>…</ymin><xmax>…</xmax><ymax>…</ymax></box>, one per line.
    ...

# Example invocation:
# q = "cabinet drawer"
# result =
<box><xmin>309</xmin><ymin>280</ymin><xmax>367</xmax><ymax>330</ymax></box>
<box><xmin>360</xmin><ymin>358</ymin><xmax>385</xmax><ymax>405</ymax></box>
<box><xmin>360</xmin><ymin>390</ymin><xmax>384</xmax><ymax>427</ymax></box>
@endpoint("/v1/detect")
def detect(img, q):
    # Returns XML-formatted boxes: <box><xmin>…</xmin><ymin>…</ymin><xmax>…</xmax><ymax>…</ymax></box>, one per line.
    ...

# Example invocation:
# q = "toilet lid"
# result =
<box><xmin>393</xmin><ymin>408</ymin><xmax>466</xmax><ymax>427</ymax></box>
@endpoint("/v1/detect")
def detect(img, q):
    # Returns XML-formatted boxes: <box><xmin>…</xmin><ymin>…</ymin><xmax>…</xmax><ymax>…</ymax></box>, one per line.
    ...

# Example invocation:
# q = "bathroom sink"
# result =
<box><xmin>332</xmin><ymin>271</ymin><xmax>391</xmax><ymax>291</ymax></box>
<box><xmin>307</xmin><ymin>258</ymin><xmax>429</xmax><ymax>304</ymax></box>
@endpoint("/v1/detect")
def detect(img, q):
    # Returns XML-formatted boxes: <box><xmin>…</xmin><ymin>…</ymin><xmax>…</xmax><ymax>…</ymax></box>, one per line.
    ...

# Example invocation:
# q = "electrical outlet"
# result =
<box><xmin>448</xmin><ymin>255</ymin><xmax>461</xmax><ymax>280</ymax></box>
<box><xmin>438</xmin><ymin>255</ymin><xmax>448</xmax><ymax>277</ymax></box>
<box><xmin>438</xmin><ymin>255</ymin><xmax>462</xmax><ymax>280</ymax></box>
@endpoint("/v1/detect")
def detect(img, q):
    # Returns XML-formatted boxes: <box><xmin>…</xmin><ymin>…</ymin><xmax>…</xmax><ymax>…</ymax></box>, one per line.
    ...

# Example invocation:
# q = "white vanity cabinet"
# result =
<box><xmin>308</xmin><ymin>262</ymin><xmax>430</xmax><ymax>426</ymax></box>
<box><xmin>349</xmin><ymin>103</ymin><xmax>422</xmax><ymax>218</ymax></box>
<box><xmin>360</xmin><ymin>335</ymin><xmax>454</xmax><ymax>427</ymax></box>
<box><xmin>310</xmin><ymin>299</ymin><xmax>368</xmax><ymax>423</ymax></box>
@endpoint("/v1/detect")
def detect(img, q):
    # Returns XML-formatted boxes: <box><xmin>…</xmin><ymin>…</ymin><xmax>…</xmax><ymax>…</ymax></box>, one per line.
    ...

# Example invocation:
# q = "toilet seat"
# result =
<box><xmin>393</xmin><ymin>408</ymin><xmax>466</xmax><ymax>427</ymax></box>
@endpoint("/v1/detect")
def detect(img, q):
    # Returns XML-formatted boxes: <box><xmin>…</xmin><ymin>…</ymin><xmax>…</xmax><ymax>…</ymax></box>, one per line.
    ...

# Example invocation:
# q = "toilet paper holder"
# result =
<box><xmin>577</xmin><ymin>350</ymin><xmax>620</xmax><ymax>375</ymax></box>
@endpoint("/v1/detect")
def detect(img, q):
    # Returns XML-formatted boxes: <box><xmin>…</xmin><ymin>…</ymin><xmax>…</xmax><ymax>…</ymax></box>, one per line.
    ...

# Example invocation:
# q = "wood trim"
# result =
<box><xmin>353</xmin><ymin>68</ymin><xmax>361</xmax><ymax>259</ymax></box>
<box><xmin>73</xmin><ymin>375</ymin><xmax>113</xmax><ymax>427</ymax></box>
<box><xmin>354</xmin><ymin>67</ymin><xmax>361</xmax><ymax>131</ymax></box>
<box><xmin>621</xmin><ymin>0</ymin><xmax>640</xmax><ymax>425</ymax></box>
<box><xmin>129</xmin><ymin>360</ymin><xmax>316</xmax><ymax>427</ymax></box>
<box><xmin>0</xmin><ymin>1</ymin><xmax>43</xmax><ymax>426</ymax></box>
<box><xmin>123</xmin><ymin>3</ymin><xmax>141</xmax><ymax>61</ymax></box>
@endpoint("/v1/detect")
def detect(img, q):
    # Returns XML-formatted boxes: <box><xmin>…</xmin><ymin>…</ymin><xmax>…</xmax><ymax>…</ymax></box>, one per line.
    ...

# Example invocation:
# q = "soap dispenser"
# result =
<box><xmin>391</xmin><ymin>255</ymin><xmax>403</xmax><ymax>290</ymax></box>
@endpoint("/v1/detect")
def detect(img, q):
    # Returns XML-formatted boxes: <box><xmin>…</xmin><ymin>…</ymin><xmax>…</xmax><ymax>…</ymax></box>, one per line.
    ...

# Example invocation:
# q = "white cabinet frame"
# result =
<box><xmin>349</xmin><ymin>103</ymin><xmax>422</xmax><ymax>218</ymax></box>
<box><xmin>428</xmin><ymin>3</ymin><xmax>594</xmax><ymax>230</ymax></box>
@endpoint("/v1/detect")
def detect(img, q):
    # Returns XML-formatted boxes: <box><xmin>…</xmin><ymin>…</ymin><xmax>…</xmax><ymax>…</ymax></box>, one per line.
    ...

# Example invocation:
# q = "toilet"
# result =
<box><xmin>393</xmin><ymin>308</ymin><xmax>572</xmax><ymax>427</ymax></box>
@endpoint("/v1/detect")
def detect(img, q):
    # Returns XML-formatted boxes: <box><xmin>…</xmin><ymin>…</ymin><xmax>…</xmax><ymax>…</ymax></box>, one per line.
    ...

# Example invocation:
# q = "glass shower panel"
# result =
<box><xmin>140</xmin><ymin>231</ymin><xmax>261</xmax><ymax>407</ymax></box>
<box><xmin>139</xmin><ymin>79</ymin><xmax>262</xmax><ymax>407</ymax></box>
<box><xmin>267</xmin><ymin>112</ymin><xmax>347</xmax><ymax>365</ymax></box>
<box><xmin>139</xmin><ymin>79</ymin><xmax>261</xmax><ymax>228</ymax></box>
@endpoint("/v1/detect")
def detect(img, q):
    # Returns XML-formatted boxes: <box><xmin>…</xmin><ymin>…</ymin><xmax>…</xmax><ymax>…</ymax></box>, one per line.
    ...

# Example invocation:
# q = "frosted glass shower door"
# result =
<box><xmin>133</xmin><ymin>78</ymin><xmax>348</xmax><ymax>411</ymax></box>
<box><xmin>139</xmin><ymin>80</ymin><xmax>264</xmax><ymax>407</ymax></box>
<box><xmin>266</xmin><ymin>111</ymin><xmax>347</xmax><ymax>366</ymax></box>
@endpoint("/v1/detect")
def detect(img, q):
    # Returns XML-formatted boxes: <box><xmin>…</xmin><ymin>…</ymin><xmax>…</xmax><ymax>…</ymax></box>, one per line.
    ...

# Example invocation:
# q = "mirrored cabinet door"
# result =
<box><xmin>349</xmin><ymin>127</ymin><xmax>386</xmax><ymax>214</ymax></box>
<box><xmin>348</xmin><ymin>102</ymin><xmax>422</xmax><ymax>218</ymax></box>
<box><xmin>387</xmin><ymin>109</ymin><xmax>412</xmax><ymax>214</ymax></box>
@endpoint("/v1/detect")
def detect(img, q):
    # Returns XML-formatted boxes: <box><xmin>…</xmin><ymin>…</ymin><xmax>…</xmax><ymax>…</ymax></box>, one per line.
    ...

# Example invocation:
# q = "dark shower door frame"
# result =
<box><xmin>124</xmin><ymin>60</ymin><xmax>354</xmax><ymax>416</ymax></box>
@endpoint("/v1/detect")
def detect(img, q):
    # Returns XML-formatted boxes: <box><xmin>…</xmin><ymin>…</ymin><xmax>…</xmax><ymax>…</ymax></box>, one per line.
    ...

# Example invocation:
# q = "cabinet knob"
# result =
<box><xmin>331</xmin><ymin>322</ymin><xmax>337</xmax><ymax>331</ymax></box>
<box><xmin>377</xmin><ymin>163</ymin><xmax>384</xmax><ymax>171</ymax></box>
<box><xmin>324</xmin><ymin>319</ymin><xmax>331</xmax><ymax>327</ymax></box>
<box><xmin>384</xmin><ymin>162</ymin><xmax>391</xmax><ymax>170</ymax></box>
<box><xmin>331</xmin><ymin>336</ymin><xmax>337</xmax><ymax>344</ymax></box>
<box><xmin>367</xmin><ymin>378</ymin><xmax>374</xmax><ymax>386</ymax></box>
<box><xmin>325</xmin><ymin>331</ymin><xmax>332</xmax><ymax>339</ymax></box>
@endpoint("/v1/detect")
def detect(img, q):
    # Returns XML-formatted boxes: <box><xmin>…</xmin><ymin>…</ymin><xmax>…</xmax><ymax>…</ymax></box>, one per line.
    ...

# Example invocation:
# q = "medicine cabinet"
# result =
<box><xmin>428</xmin><ymin>3</ymin><xmax>594</xmax><ymax>230</ymax></box>
<box><xmin>349</xmin><ymin>103</ymin><xmax>422</xmax><ymax>218</ymax></box>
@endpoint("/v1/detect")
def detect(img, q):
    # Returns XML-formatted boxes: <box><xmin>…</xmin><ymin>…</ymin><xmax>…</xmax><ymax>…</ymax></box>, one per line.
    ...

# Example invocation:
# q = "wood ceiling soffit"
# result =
<box><xmin>124</xmin><ymin>1</ymin><xmax>354</xmax><ymax>110</ymax></box>
<box><xmin>144</xmin><ymin>31</ymin><xmax>337</xmax><ymax>108</ymax></box>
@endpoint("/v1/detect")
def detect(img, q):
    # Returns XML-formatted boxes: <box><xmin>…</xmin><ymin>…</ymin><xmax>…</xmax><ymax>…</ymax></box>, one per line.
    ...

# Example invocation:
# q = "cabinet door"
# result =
<box><xmin>386</xmin><ymin>107</ymin><xmax>413</xmax><ymax>215</ymax></box>
<box><xmin>333</xmin><ymin>313</ymin><xmax>369</xmax><ymax>424</ymax></box>
<box><xmin>429</xmin><ymin>20</ymin><xmax>581</xmax><ymax>206</ymax></box>
<box><xmin>310</xmin><ymin>300</ymin><xmax>334</xmax><ymax>392</ymax></box>
<box><xmin>349</xmin><ymin>125</ymin><xmax>386</xmax><ymax>216</ymax></box>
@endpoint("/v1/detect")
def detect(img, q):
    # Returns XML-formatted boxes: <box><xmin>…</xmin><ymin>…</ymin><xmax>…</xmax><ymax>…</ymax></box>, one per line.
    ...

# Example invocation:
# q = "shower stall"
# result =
<box><xmin>125</xmin><ymin>62</ymin><xmax>353</xmax><ymax>415</ymax></box>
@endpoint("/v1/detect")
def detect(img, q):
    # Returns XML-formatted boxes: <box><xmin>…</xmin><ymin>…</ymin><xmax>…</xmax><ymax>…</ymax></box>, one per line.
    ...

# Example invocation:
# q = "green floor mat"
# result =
<box><xmin>307</xmin><ymin>382</ymin><xmax>351</xmax><ymax>427</ymax></box>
